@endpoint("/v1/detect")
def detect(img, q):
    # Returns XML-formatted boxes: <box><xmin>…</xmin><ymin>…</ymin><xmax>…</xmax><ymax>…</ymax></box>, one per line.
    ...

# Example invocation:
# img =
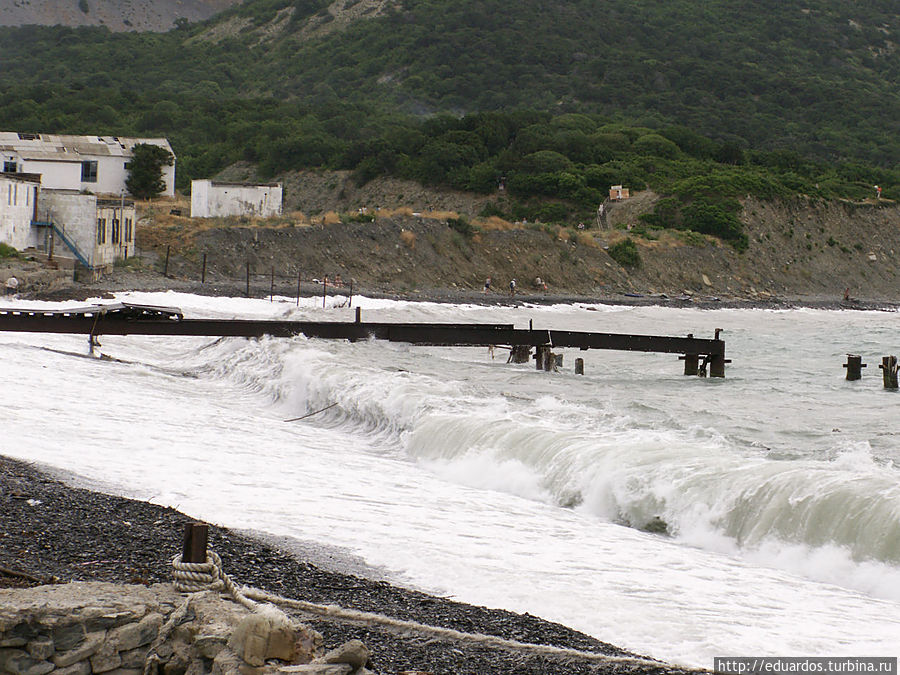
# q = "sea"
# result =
<box><xmin>2</xmin><ymin>291</ymin><xmax>899</xmax><ymax>667</ymax></box>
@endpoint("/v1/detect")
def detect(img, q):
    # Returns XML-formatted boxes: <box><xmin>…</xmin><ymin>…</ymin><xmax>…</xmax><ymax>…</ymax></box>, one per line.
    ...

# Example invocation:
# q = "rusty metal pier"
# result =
<box><xmin>0</xmin><ymin>303</ymin><xmax>728</xmax><ymax>377</ymax></box>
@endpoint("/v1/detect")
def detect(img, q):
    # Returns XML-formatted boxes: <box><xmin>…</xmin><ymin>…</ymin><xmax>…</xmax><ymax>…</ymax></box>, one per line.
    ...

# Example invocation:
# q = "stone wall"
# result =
<box><xmin>0</xmin><ymin>583</ymin><xmax>372</xmax><ymax>675</ymax></box>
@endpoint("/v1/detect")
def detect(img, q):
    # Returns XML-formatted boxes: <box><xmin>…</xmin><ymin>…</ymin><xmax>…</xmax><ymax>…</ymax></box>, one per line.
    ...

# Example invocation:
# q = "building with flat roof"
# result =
<box><xmin>0</xmin><ymin>132</ymin><xmax>175</xmax><ymax>197</ymax></box>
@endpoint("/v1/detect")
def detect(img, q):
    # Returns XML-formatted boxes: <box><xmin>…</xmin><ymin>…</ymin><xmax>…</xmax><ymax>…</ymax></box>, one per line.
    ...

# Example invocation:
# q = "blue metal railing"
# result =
<box><xmin>33</xmin><ymin>221</ymin><xmax>95</xmax><ymax>270</ymax></box>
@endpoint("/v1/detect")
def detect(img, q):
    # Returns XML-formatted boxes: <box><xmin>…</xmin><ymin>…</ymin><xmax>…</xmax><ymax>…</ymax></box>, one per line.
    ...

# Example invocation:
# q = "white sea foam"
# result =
<box><xmin>3</xmin><ymin>292</ymin><xmax>900</xmax><ymax>666</ymax></box>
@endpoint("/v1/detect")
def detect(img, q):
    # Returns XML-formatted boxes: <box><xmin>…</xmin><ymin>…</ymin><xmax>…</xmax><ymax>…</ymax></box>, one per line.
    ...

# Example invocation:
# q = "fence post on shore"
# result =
<box><xmin>323</xmin><ymin>276</ymin><xmax>328</xmax><ymax>309</ymax></box>
<box><xmin>201</xmin><ymin>253</ymin><xmax>207</xmax><ymax>284</ymax></box>
<box><xmin>182</xmin><ymin>522</ymin><xmax>208</xmax><ymax>564</ymax></box>
<box><xmin>575</xmin><ymin>357</ymin><xmax>584</xmax><ymax>375</ymax></box>
<box><xmin>349</xmin><ymin>280</ymin><xmax>353</xmax><ymax>308</ymax></box>
<box><xmin>270</xmin><ymin>267</ymin><xmax>275</xmax><ymax>302</ymax></box>
<box><xmin>296</xmin><ymin>269</ymin><xmax>302</xmax><ymax>307</ymax></box>
<box><xmin>880</xmin><ymin>356</ymin><xmax>898</xmax><ymax>389</ymax></box>
<box><xmin>164</xmin><ymin>246</ymin><xmax>170</xmax><ymax>278</ymax></box>
<box><xmin>246</xmin><ymin>262</ymin><xmax>250</xmax><ymax>298</ymax></box>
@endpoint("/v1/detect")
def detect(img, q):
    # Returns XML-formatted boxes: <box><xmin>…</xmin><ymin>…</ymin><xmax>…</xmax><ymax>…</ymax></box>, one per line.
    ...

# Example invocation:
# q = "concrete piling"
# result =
<box><xmin>575</xmin><ymin>357</ymin><xmax>584</xmax><ymax>375</ymax></box>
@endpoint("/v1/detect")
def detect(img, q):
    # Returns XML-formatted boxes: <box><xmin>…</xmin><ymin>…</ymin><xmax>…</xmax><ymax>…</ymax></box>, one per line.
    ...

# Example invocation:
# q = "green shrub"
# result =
<box><xmin>608</xmin><ymin>238</ymin><xmax>641</xmax><ymax>267</ymax></box>
<box><xmin>0</xmin><ymin>243</ymin><xmax>19</xmax><ymax>258</ymax></box>
<box><xmin>447</xmin><ymin>216</ymin><xmax>473</xmax><ymax>237</ymax></box>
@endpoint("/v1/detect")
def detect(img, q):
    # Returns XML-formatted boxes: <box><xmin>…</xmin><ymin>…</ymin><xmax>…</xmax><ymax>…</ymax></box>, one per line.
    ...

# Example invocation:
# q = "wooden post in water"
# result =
<box><xmin>201</xmin><ymin>253</ymin><xmax>207</xmax><ymax>284</ymax></box>
<box><xmin>575</xmin><ymin>357</ymin><xmax>584</xmax><ymax>375</ymax></box>
<box><xmin>355</xmin><ymin>307</ymin><xmax>361</xmax><ymax>323</ymax></box>
<box><xmin>182</xmin><ymin>522</ymin><xmax>208</xmax><ymax>563</ymax></box>
<box><xmin>880</xmin><ymin>356</ymin><xmax>898</xmax><ymax>389</ymax></box>
<box><xmin>844</xmin><ymin>354</ymin><xmax>865</xmax><ymax>381</ymax></box>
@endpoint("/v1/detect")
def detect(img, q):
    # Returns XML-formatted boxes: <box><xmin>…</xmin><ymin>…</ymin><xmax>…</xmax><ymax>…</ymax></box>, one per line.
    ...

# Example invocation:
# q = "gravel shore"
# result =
<box><xmin>1</xmin><ymin>456</ymin><xmax>697</xmax><ymax>675</ymax></box>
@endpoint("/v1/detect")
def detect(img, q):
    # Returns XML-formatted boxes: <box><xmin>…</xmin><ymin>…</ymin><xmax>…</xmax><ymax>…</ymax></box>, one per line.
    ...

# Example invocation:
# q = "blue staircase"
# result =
<box><xmin>33</xmin><ymin>221</ymin><xmax>95</xmax><ymax>270</ymax></box>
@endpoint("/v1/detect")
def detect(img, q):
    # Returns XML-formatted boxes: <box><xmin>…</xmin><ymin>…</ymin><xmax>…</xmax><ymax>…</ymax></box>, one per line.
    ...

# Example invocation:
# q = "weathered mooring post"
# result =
<box><xmin>182</xmin><ymin>522</ymin><xmax>208</xmax><ymax>563</ymax></box>
<box><xmin>508</xmin><ymin>345</ymin><xmax>531</xmax><ymax>363</ymax></box>
<box><xmin>575</xmin><ymin>357</ymin><xmax>584</xmax><ymax>375</ymax></box>
<box><xmin>880</xmin><ymin>356</ymin><xmax>898</xmax><ymax>389</ymax></box>
<box><xmin>201</xmin><ymin>253</ymin><xmax>207</xmax><ymax>284</ymax></box>
<box><xmin>844</xmin><ymin>354</ymin><xmax>866</xmax><ymax>381</ymax></box>
<box><xmin>535</xmin><ymin>345</ymin><xmax>551</xmax><ymax>370</ymax></box>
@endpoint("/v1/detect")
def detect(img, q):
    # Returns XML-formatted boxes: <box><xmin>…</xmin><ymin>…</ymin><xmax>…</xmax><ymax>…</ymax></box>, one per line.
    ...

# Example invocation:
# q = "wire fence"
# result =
<box><xmin>157</xmin><ymin>246</ymin><xmax>355</xmax><ymax>307</ymax></box>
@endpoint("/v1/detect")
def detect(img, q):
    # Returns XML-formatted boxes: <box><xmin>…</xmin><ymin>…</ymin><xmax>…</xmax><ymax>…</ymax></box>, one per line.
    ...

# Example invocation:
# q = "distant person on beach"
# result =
<box><xmin>5</xmin><ymin>276</ymin><xmax>18</xmax><ymax>295</ymax></box>
<box><xmin>483</xmin><ymin>277</ymin><xmax>491</xmax><ymax>293</ymax></box>
<box><xmin>509</xmin><ymin>279</ymin><xmax>516</xmax><ymax>296</ymax></box>
<box><xmin>875</xmin><ymin>185</ymin><xmax>882</xmax><ymax>199</ymax></box>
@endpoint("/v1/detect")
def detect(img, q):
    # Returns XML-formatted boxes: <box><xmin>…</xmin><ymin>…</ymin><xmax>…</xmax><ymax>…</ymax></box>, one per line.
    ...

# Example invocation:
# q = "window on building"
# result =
<box><xmin>97</xmin><ymin>218</ymin><xmax>107</xmax><ymax>245</ymax></box>
<box><xmin>124</xmin><ymin>218</ymin><xmax>133</xmax><ymax>242</ymax></box>
<box><xmin>3</xmin><ymin>161</ymin><xmax>16</xmax><ymax>172</ymax></box>
<box><xmin>81</xmin><ymin>160</ymin><xmax>98</xmax><ymax>183</ymax></box>
<box><xmin>112</xmin><ymin>218</ymin><xmax>120</xmax><ymax>244</ymax></box>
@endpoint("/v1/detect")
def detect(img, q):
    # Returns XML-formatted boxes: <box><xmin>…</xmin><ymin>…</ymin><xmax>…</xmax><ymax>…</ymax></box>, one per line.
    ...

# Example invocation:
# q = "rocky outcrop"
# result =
<box><xmin>0</xmin><ymin>583</ymin><xmax>372</xmax><ymax>675</ymax></box>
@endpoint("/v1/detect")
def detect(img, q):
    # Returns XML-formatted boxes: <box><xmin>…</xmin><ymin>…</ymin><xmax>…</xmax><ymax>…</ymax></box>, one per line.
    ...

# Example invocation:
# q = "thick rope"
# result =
<box><xmin>170</xmin><ymin>553</ymin><xmax>684</xmax><ymax>670</ymax></box>
<box><xmin>171</xmin><ymin>551</ymin><xmax>258</xmax><ymax>612</ymax></box>
<box><xmin>243</xmin><ymin>588</ymin><xmax>678</xmax><ymax>669</ymax></box>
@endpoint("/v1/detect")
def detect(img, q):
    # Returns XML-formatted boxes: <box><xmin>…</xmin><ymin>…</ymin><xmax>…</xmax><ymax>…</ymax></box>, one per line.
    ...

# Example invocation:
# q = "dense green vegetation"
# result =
<box><xmin>0</xmin><ymin>0</ymin><xmax>897</xmax><ymax>247</ymax></box>
<box><xmin>125</xmin><ymin>144</ymin><xmax>175</xmax><ymax>199</ymax></box>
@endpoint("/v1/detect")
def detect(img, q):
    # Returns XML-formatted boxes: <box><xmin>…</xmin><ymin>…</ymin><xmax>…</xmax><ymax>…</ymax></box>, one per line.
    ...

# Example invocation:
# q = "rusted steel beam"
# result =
<box><xmin>0</xmin><ymin>305</ymin><xmax>727</xmax><ymax>373</ymax></box>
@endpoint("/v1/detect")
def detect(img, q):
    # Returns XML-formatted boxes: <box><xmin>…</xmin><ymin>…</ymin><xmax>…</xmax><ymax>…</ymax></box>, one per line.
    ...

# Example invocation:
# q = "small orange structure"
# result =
<box><xmin>609</xmin><ymin>185</ymin><xmax>630</xmax><ymax>201</ymax></box>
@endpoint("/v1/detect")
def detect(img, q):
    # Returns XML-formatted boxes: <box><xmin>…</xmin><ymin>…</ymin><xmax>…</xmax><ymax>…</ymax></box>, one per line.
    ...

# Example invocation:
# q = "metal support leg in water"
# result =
<box><xmin>681</xmin><ymin>354</ymin><xmax>699</xmax><ymax>376</ymax></box>
<box><xmin>535</xmin><ymin>345</ymin><xmax>551</xmax><ymax>370</ymax></box>
<box><xmin>508</xmin><ymin>345</ymin><xmax>531</xmax><ymax>363</ymax></box>
<box><xmin>844</xmin><ymin>354</ymin><xmax>866</xmax><ymax>381</ymax></box>
<box><xmin>880</xmin><ymin>356</ymin><xmax>898</xmax><ymax>389</ymax></box>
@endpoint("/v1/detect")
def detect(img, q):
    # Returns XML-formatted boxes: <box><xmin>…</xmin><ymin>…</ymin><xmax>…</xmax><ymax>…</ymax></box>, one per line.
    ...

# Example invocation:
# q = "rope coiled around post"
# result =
<box><xmin>171</xmin><ymin>551</ymin><xmax>258</xmax><ymax>611</ymax></box>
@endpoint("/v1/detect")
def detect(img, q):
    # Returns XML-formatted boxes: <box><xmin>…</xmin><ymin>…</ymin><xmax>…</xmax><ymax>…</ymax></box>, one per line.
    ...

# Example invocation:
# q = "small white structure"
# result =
<box><xmin>191</xmin><ymin>180</ymin><xmax>282</xmax><ymax>218</ymax></box>
<box><xmin>0</xmin><ymin>172</ymin><xmax>41</xmax><ymax>251</ymax></box>
<box><xmin>0</xmin><ymin>132</ymin><xmax>175</xmax><ymax>197</ymax></box>
<box><xmin>37</xmin><ymin>190</ymin><xmax>137</xmax><ymax>273</ymax></box>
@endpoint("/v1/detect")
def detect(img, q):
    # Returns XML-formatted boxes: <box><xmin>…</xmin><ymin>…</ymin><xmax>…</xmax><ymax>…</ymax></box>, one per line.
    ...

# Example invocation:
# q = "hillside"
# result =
<box><xmin>0</xmin><ymin>0</ymin><xmax>898</xmax><ymax>167</ymax></box>
<box><xmin>0</xmin><ymin>0</ymin><xmax>240</xmax><ymax>32</ymax></box>
<box><xmin>104</xmin><ymin>179</ymin><xmax>900</xmax><ymax>304</ymax></box>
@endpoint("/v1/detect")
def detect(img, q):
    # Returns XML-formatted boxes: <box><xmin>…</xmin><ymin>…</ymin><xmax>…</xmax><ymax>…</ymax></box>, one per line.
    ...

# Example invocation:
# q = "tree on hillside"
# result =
<box><xmin>126</xmin><ymin>144</ymin><xmax>174</xmax><ymax>199</ymax></box>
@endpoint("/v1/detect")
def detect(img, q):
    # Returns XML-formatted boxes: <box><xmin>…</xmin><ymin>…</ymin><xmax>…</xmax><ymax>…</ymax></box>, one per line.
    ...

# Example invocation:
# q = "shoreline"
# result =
<box><xmin>14</xmin><ymin>265</ymin><xmax>900</xmax><ymax>313</ymax></box>
<box><xmin>0</xmin><ymin>455</ymin><xmax>694</xmax><ymax>674</ymax></box>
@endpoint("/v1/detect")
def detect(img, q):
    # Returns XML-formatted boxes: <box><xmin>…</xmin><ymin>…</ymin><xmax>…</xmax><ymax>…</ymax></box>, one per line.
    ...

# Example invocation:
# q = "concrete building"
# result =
<box><xmin>191</xmin><ymin>180</ymin><xmax>282</xmax><ymax>218</ymax></box>
<box><xmin>0</xmin><ymin>172</ymin><xmax>41</xmax><ymax>251</ymax></box>
<box><xmin>35</xmin><ymin>190</ymin><xmax>136</xmax><ymax>273</ymax></box>
<box><xmin>0</xmin><ymin>132</ymin><xmax>175</xmax><ymax>197</ymax></box>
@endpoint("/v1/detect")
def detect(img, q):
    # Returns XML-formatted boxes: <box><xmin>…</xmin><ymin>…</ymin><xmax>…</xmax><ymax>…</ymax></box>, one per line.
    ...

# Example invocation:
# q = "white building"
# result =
<box><xmin>36</xmin><ymin>190</ymin><xmax>136</xmax><ymax>273</ymax></box>
<box><xmin>191</xmin><ymin>180</ymin><xmax>282</xmax><ymax>218</ymax></box>
<box><xmin>0</xmin><ymin>132</ymin><xmax>175</xmax><ymax>197</ymax></box>
<box><xmin>0</xmin><ymin>172</ymin><xmax>41</xmax><ymax>251</ymax></box>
